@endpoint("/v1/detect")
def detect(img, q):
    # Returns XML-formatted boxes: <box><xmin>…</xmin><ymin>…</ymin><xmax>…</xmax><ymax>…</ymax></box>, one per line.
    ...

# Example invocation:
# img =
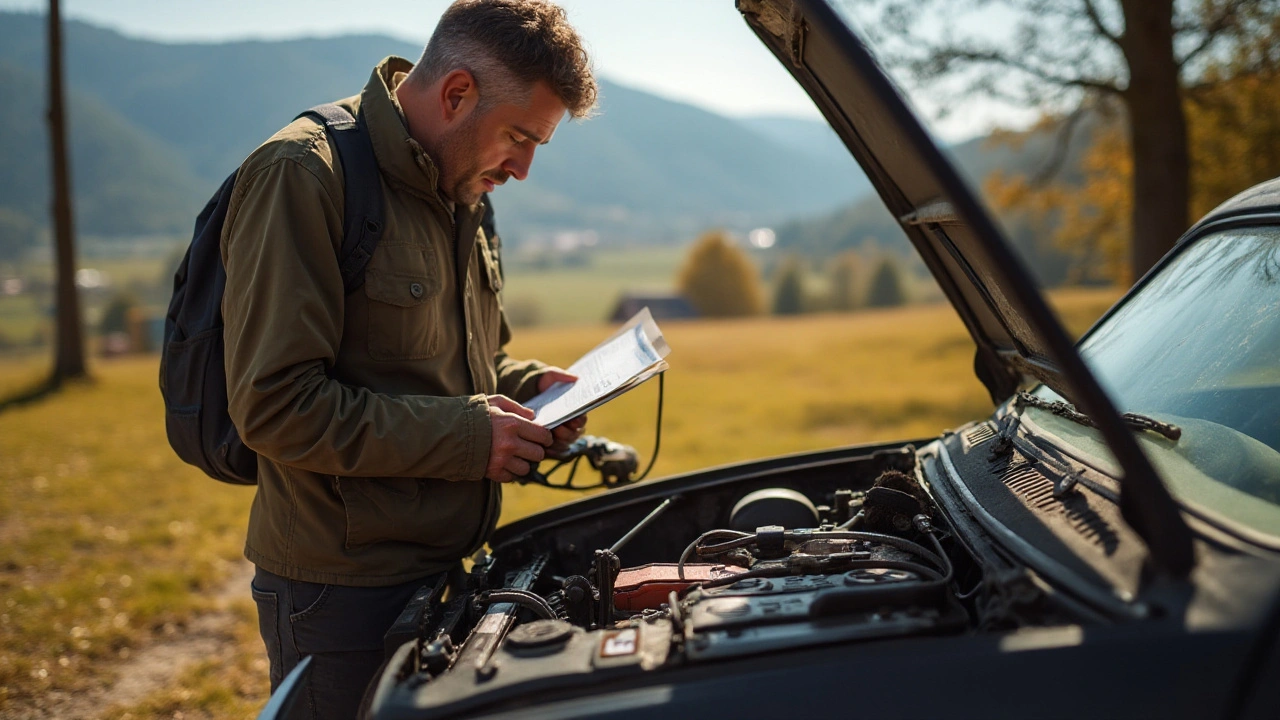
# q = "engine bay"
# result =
<box><xmin>366</xmin><ymin>441</ymin><xmax>1063</xmax><ymax>719</ymax></box>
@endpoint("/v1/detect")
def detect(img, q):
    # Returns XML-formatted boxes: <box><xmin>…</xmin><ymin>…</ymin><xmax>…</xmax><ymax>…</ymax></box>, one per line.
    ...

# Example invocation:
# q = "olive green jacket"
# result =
<box><xmin>221</xmin><ymin>57</ymin><xmax>546</xmax><ymax>586</ymax></box>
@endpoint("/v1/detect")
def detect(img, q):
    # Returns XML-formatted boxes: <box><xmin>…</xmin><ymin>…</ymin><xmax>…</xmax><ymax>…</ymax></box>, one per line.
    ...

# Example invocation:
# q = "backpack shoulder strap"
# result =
<box><xmin>479</xmin><ymin>192</ymin><xmax>503</xmax><ymax>282</ymax></box>
<box><xmin>298</xmin><ymin>103</ymin><xmax>385</xmax><ymax>293</ymax></box>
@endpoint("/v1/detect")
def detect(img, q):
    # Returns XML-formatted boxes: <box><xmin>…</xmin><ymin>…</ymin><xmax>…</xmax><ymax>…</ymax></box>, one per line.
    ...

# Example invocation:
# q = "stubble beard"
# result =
<box><xmin>436</xmin><ymin>114</ymin><xmax>487</xmax><ymax>206</ymax></box>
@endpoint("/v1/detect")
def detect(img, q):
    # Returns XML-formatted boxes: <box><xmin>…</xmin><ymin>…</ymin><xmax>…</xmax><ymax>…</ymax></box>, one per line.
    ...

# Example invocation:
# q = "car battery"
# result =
<box><xmin>613</xmin><ymin>563</ymin><xmax>745</xmax><ymax>612</ymax></box>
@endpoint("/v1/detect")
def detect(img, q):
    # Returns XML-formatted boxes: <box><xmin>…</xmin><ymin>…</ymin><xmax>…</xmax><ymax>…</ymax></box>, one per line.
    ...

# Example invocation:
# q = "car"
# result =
<box><xmin>263</xmin><ymin>1</ymin><xmax>1280</xmax><ymax>718</ymax></box>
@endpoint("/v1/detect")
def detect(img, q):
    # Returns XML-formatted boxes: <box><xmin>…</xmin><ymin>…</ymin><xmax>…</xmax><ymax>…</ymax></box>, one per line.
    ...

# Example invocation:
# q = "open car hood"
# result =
<box><xmin>739</xmin><ymin>0</ymin><xmax>1057</xmax><ymax>402</ymax></box>
<box><xmin>738</xmin><ymin>0</ymin><xmax>1196</xmax><ymax>578</ymax></box>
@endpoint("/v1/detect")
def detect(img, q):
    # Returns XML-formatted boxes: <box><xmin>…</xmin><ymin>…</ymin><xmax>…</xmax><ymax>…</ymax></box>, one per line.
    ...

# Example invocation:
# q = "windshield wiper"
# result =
<box><xmin>1016</xmin><ymin>392</ymin><xmax>1182</xmax><ymax>442</ymax></box>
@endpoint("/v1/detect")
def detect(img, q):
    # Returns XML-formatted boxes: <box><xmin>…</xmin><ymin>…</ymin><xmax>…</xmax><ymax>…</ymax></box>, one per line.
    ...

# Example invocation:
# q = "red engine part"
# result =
<box><xmin>613</xmin><ymin>563</ymin><xmax>745</xmax><ymax>612</ymax></box>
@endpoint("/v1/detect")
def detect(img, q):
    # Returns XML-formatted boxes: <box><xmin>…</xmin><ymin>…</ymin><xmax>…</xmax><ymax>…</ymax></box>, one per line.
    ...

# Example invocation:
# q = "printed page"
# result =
<box><xmin>524</xmin><ymin>308</ymin><xmax>670</xmax><ymax>428</ymax></box>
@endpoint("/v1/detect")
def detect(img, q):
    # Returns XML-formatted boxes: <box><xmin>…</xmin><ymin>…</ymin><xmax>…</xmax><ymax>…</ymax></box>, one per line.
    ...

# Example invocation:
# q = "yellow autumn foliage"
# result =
<box><xmin>986</xmin><ymin>21</ymin><xmax>1280</xmax><ymax>285</ymax></box>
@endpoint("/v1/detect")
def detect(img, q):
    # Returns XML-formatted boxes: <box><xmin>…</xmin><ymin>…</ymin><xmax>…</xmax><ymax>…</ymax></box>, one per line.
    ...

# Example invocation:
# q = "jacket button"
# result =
<box><xmin>409</xmin><ymin>282</ymin><xmax>424</xmax><ymax>298</ymax></box>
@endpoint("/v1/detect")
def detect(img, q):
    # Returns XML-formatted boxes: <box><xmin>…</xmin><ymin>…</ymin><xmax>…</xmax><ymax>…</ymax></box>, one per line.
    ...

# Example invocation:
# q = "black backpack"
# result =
<box><xmin>159</xmin><ymin>103</ymin><xmax>386</xmax><ymax>485</ymax></box>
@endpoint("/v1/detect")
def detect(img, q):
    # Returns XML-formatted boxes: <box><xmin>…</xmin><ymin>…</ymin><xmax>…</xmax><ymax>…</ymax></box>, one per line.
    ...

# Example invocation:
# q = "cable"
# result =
<box><xmin>677</xmin><ymin>529</ymin><xmax>753</xmax><ymax>580</ymax></box>
<box><xmin>634</xmin><ymin>372</ymin><xmax>665</xmax><ymax>482</ymax></box>
<box><xmin>693</xmin><ymin>535</ymin><xmax>759</xmax><ymax>556</ymax></box>
<box><xmin>835</xmin><ymin>510</ymin><xmax>864</xmax><ymax>530</ymax></box>
<box><xmin>517</xmin><ymin>373</ymin><xmax>663</xmax><ymax>491</ymax></box>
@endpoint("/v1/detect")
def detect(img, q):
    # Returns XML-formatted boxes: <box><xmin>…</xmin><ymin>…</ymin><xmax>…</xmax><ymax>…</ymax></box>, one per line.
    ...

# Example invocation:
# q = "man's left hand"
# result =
<box><xmin>537</xmin><ymin>368</ymin><xmax>587</xmax><ymax>454</ymax></box>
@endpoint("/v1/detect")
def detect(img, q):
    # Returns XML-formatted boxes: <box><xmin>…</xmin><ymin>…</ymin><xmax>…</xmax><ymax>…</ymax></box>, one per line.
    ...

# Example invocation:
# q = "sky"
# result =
<box><xmin>0</xmin><ymin>0</ymin><xmax>1034</xmax><ymax>141</ymax></box>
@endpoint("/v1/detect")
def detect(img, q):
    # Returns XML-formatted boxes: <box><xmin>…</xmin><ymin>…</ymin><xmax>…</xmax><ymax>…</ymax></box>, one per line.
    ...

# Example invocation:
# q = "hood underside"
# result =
<box><xmin>737</xmin><ymin>0</ymin><xmax>1195</xmax><ymax>578</ymax></box>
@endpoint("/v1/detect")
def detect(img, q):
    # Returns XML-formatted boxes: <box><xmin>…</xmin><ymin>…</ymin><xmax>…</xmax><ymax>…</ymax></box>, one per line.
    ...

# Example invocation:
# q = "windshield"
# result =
<box><xmin>1036</xmin><ymin>226</ymin><xmax>1280</xmax><ymax>536</ymax></box>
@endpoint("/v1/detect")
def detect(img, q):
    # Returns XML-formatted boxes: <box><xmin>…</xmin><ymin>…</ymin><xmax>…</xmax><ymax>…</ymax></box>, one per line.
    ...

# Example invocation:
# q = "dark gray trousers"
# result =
<box><xmin>250</xmin><ymin>566</ymin><xmax>438</xmax><ymax>719</ymax></box>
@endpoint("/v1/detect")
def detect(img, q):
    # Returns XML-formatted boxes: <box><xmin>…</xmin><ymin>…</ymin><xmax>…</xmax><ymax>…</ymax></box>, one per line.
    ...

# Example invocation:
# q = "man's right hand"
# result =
<box><xmin>485</xmin><ymin>395</ymin><xmax>554</xmax><ymax>483</ymax></box>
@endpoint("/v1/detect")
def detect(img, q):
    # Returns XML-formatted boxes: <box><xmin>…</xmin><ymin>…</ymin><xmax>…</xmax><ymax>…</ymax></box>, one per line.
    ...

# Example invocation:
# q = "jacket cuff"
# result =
<box><xmin>457</xmin><ymin>394</ymin><xmax>492</xmax><ymax>481</ymax></box>
<box><xmin>500</xmin><ymin>358</ymin><xmax>550</xmax><ymax>403</ymax></box>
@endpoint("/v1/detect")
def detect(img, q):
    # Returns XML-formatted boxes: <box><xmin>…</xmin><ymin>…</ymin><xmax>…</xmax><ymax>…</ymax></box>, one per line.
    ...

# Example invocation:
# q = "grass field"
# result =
<box><xmin>0</xmin><ymin>288</ymin><xmax>1119</xmax><ymax>718</ymax></box>
<box><xmin>498</xmin><ymin>246</ymin><xmax>686</xmax><ymax>325</ymax></box>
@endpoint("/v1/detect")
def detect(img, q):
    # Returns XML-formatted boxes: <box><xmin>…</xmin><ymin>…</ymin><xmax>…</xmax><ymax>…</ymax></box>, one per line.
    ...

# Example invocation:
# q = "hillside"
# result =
<box><xmin>497</xmin><ymin>81</ymin><xmax>870</xmax><ymax>243</ymax></box>
<box><xmin>739</xmin><ymin>114</ymin><xmax>872</xmax><ymax>197</ymax></box>
<box><xmin>0</xmin><ymin>12</ymin><xmax>871</xmax><ymax>250</ymax></box>
<box><xmin>0</xmin><ymin>62</ymin><xmax>206</xmax><ymax>245</ymax></box>
<box><xmin>773</xmin><ymin>120</ymin><xmax>1095</xmax><ymax>286</ymax></box>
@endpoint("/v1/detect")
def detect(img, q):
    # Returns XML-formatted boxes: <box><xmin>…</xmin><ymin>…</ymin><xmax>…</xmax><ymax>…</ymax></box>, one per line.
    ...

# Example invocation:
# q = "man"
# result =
<box><xmin>219</xmin><ymin>1</ymin><xmax>596</xmax><ymax>716</ymax></box>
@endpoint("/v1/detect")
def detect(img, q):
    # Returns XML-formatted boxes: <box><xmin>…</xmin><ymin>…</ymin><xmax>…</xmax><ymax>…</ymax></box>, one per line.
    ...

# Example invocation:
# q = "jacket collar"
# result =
<box><xmin>360</xmin><ymin>56</ymin><xmax>445</xmax><ymax>202</ymax></box>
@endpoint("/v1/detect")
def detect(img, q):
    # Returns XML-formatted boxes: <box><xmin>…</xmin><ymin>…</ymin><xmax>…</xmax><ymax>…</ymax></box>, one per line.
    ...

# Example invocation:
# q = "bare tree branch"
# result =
<box><xmin>1081</xmin><ymin>0</ymin><xmax>1122</xmax><ymax>48</ymax></box>
<box><xmin>1031</xmin><ymin>104</ymin><xmax>1090</xmax><ymax>185</ymax></box>
<box><xmin>931</xmin><ymin>47</ymin><xmax>1124</xmax><ymax>95</ymax></box>
<box><xmin>1176</xmin><ymin>0</ymin><xmax>1249</xmax><ymax>69</ymax></box>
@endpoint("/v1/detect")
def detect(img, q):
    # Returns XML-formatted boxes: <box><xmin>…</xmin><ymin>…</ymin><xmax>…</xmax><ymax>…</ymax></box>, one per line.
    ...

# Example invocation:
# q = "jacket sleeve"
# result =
<box><xmin>221</xmin><ymin>154</ymin><xmax>491</xmax><ymax>481</ymax></box>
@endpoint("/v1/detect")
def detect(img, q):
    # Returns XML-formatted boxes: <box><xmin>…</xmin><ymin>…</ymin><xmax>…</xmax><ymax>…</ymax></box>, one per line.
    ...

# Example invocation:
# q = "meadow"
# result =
<box><xmin>0</xmin><ymin>289</ymin><xmax>1118</xmax><ymax>718</ymax></box>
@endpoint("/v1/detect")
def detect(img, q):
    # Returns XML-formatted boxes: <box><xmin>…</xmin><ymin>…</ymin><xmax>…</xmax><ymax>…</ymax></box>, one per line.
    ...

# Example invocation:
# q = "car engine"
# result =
<box><xmin>366</xmin><ymin>442</ymin><xmax>1038</xmax><ymax>719</ymax></box>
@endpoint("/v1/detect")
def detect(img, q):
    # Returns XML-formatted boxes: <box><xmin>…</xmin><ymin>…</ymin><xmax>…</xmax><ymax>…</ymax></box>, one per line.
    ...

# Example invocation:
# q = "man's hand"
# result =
<box><xmin>537</xmin><ymin>368</ymin><xmax>588</xmax><ymax>456</ymax></box>
<box><xmin>485</xmin><ymin>395</ymin><xmax>553</xmax><ymax>483</ymax></box>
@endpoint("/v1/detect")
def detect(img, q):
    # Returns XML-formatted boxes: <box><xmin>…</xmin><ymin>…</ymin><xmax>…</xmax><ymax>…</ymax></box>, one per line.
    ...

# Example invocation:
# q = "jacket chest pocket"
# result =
<box><xmin>364</xmin><ymin>243</ymin><xmax>442</xmax><ymax>361</ymax></box>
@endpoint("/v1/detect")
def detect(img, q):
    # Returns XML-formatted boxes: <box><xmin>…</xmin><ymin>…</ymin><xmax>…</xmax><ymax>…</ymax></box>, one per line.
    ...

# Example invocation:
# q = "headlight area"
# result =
<box><xmin>363</xmin><ymin>442</ymin><xmax>1082</xmax><ymax>719</ymax></box>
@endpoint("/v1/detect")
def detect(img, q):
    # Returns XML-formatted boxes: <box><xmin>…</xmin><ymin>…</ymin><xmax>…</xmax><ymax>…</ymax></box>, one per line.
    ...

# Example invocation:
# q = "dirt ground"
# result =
<box><xmin>6</xmin><ymin>561</ymin><xmax>260</xmax><ymax>720</ymax></box>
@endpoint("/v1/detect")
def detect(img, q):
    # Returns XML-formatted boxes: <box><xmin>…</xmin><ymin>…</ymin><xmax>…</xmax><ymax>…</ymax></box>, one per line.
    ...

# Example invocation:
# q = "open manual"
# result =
<box><xmin>523</xmin><ymin>307</ymin><xmax>670</xmax><ymax>429</ymax></box>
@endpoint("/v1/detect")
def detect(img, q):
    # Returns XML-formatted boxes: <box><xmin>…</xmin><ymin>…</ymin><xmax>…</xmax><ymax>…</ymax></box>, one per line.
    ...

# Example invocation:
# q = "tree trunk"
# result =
<box><xmin>48</xmin><ymin>0</ymin><xmax>86</xmax><ymax>382</ymax></box>
<box><xmin>1119</xmin><ymin>0</ymin><xmax>1189</xmax><ymax>282</ymax></box>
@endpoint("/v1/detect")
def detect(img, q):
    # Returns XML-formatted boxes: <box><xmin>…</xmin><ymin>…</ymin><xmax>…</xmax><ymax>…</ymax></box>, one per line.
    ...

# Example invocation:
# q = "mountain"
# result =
<box><xmin>772</xmin><ymin>123</ymin><xmax>1094</xmax><ymax>287</ymax></box>
<box><xmin>496</xmin><ymin>81</ymin><xmax>872</xmax><ymax>243</ymax></box>
<box><xmin>0</xmin><ymin>13</ymin><xmax>406</xmax><ymax>185</ymax></box>
<box><xmin>738</xmin><ymin>115</ymin><xmax>872</xmax><ymax>200</ymax></box>
<box><xmin>0</xmin><ymin>61</ymin><xmax>206</xmax><ymax>242</ymax></box>
<box><xmin>0</xmin><ymin>12</ymin><xmax>871</xmax><ymax>249</ymax></box>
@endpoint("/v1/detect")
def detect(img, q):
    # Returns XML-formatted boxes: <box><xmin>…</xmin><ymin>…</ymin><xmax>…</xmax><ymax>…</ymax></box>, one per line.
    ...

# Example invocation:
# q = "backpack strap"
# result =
<box><xmin>298</xmin><ymin>103</ymin><xmax>385</xmax><ymax>294</ymax></box>
<box><xmin>479</xmin><ymin>192</ymin><xmax>503</xmax><ymax>282</ymax></box>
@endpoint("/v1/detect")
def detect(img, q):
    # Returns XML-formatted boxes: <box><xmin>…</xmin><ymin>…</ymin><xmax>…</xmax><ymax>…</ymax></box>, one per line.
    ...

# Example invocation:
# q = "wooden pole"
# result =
<box><xmin>48</xmin><ymin>0</ymin><xmax>87</xmax><ymax>382</ymax></box>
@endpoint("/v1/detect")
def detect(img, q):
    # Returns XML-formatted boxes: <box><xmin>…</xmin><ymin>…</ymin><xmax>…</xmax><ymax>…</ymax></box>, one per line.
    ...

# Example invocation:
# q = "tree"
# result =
<box><xmin>986</xmin><ymin>120</ymin><xmax>1132</xmax><ymax>284</ymax></box>
<box><xmin>985</xmin><ymin>13</ymin><xmax>1280</xmax><ymax>285</ymax></box>
<box><xmin>856</xmin><ymin>0</ymin><xmax>1280</xmax><ymax>280</ymax></box>
<box><xmin>98</xmin><ymin>291</ymin><xmax>139</xmax><ymax>336</ymax></box>
<box><xmin>865</xmin><ymin>258</ymin><xmax>908</xmax><ymax>308</ymax></box>
<box><xmin>676</xmin><ymin>230</ymin><xmax>765</xmax><ymax>318</ymax></box>
<box><xmin>1186</xmin><ymin>13</ymin><xmax>1280</xmax><ymax>219</ymax></box>
<box><xmin>48</xmin><ymin>0</ymin><xmax>86</xmax><ymax>382</ymax></box>
<box><xmin>772</xmin><ymin>255</ymin><xmax>806</xmax><ymax>316</ymax></box>
<box><xmin>828</xmin><ymin>251</ymin><xmax>860</xmax><ymax>312</ymax></box>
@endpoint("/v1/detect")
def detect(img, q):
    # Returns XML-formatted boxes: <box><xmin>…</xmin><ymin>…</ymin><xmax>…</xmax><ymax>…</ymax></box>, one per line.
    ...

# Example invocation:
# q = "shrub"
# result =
<box><xmin>504</xmin><ymin>295</ymin><xmax>543</xmax><ymax>328</ymax></box>
<box><xmin>865</xmin><ymin>257</ymin><xmax>908</xmax><ymax>308</ymax></box>
<box><xmin>772</xmin><ymin>255</ymin><xmax>806</xmax><ymax>316</ymax></box>
<box><xmin>98</xmin><ymin>291</ymin><xmax>139</xmax><ymax>336</ymax></box>
<box><xmin>829</xmin><ymin>251</ymin><xmax>860</xmax><ymax>312</ymax></box>
<box><xmin>676</xmin><ymin>230</ymin><xmax>764</xmax><ymax>318</ymax></box>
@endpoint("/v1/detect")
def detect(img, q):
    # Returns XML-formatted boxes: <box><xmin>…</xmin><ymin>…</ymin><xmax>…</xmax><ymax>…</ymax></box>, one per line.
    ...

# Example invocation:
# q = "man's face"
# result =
<box><xmin>436</xmin><ymin>81</ymin><xmax>567</xmax><ymax>206</ymax></box>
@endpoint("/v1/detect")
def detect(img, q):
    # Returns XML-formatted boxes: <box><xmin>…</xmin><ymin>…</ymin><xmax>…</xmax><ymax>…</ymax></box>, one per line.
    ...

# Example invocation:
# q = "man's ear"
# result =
<box><xmin>439</xmin><ymin>69</ymin><xmax>478</xmax><ymax>123</ymax></box>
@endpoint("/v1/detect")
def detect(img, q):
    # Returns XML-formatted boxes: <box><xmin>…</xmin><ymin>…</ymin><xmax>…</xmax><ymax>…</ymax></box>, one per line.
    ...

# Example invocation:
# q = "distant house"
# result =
<box><xmin>609</xmin><ymin>293</ymin><xmax>698</xmax><ymax>323</ymax></box>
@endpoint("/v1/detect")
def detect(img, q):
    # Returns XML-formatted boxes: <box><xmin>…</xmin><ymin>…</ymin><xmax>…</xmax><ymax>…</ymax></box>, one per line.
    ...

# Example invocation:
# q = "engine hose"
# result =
<box><xmin>691</xmin><ymin>529</ymin><xmax>947</xmax><ymax>576</ymax></box>
<box><xmin>784</xmin><ymin>530</ymin><xmax>948</xmax><ymax>574</ymax></box>
<box><xmin>696</xmin><ymin>558</ymin><xmax>944</xmax><ymax>590</ymax></box>
<box><xmin>476</xmin><ymin>589</ymin><xmax>557</xmax><ymax>620</ymax></box>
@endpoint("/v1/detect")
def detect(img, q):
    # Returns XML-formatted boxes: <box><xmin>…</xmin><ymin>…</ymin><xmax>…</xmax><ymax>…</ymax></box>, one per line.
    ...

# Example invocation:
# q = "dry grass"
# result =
<box><xmin>499</xmin><ymin>289</ymin><xmax>1118</xmax><ymax>520</ymax></box>
<box><xmin>0</xmin><ymin>288</ymin><xmax>1118</xmax><ymax>718</ymax></box>
<box><xmin>0</xmin><ymin>358</ymin><xmax>261</xmax><ymax>715</ymax></box>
